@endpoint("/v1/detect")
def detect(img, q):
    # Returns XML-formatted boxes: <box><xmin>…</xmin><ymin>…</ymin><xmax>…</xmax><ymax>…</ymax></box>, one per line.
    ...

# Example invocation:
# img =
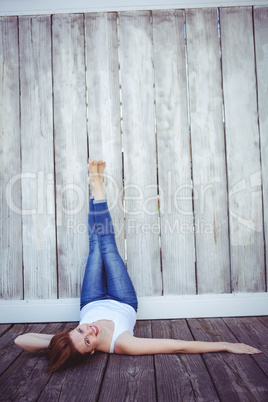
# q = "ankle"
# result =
<box><xmin>93</xmin><ymin>181</ymin><xmax>105</xmax><ymax>200</ymax></box>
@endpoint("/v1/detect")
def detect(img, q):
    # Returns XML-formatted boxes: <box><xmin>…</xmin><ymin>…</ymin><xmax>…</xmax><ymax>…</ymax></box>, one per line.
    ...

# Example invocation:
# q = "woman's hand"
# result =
<box><xmin>14</xmin><ymin>333</ymin><xmax>54</xmax><ymax>353</ymax></box>
<box><xmin>225</xmin><ymin>342</ymin><xmax>262</xmax><ymax>355</ymax></box>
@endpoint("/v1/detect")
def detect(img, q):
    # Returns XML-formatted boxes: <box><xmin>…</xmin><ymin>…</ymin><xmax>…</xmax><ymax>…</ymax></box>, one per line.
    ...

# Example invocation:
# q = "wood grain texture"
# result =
<box><xmin>152</xmin><ymin>10</ymin><xmax>196</xmax><ymax>295</ymax></box>
<box><xmin>99</xmin><ymin>321</ymin><xmax>156</xmax><ymax>401</ymax></box>
<box><xmin>188</xmin><ymin>318</ymin><xmax>268</xmax><ymax>400</ymax></box>
<box><xmin>19</xmin><ymin>16</ymin><xmax>57</xmax><ymax>299</ymax></box>
<box><xmin>52</xmin><ymin>14</ymin><xmax>89</xmax><ymax>298</ymax></box>
<box><xmin>0</xmin><ymin>323</ymin><xmax>28</xmax><ymax>376</ymax></box>
<box><xmin>119</xmin><ymin>11</ymin><xmax>162</xmax><ymax>296</ymax></box>
<box><xmin>0</xmin><ymin>7</ymin><xmax>267</xmax><ymax>306</ymax></box>
<box><xmin>152</xmin><ymin>319</ymin><xmax>220</xmax><ymax>401</ymax></box>
<box><xmin>254</xmin><ymin>6</ymin><xmax>268</xmax><ymax>289</ymax></box>
<box><xmin>0</xmin><ymin>323</ymin><xmax>71</xmax><ymax>401</ymax></box>
<box><xmin>258</xmin><ymin>315</ymin><xmax>268</xmax><ymax>328</ymax></box>
<box><xmin>85</xmin><ymin>12</ymin><xmax>125</xmax><ymax>259</ymax></box>
<box><xmin>0</xmin><ymin>324</ymin><xmax>12</xmax><ymax>337</ymax></box>
<box><xmin>1</xmin><ymin>318</ymin><xmax>268</xmax><ymax>399</ymax></box>
<box><xmin>40</xmin><ymin>353</ymin><xmax>108</xmax><ymax>402</ymax></box>
<box><xmin>223</xmin><ymin>316</ymin><xmax>268</xmax><ymax>374</ymax></box>
<box><xmin>0</xmin><ymin>17</ymin><xmax>22</xmax><ymax>299</ymax></box>
<box><xmin>220</xmin><ymin>7</ymin><xmax>265</xmax><ymax>291</ymax></box>
<box><xmin>186</xmin><ymin>8</ymin><xmax>230</xmax><ymax>294</ymax></box>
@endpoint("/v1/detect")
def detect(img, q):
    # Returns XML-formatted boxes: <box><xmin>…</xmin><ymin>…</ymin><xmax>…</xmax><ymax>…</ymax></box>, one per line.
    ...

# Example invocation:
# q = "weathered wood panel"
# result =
<box><xmin>119</xmin><ymin>11</ymin><xmax>162</xmax><ymax>296</ymax></box>
<box><xmin>223</xmin><ymin>316</ymin><xmax>268</xmax><ymax>374</ymax></box>
<box><xmin>152</xmin><ymin>10</ymin><xmax>196</xmax><ymax>295</ymax></box>
<box><xmin>0</xmin><ymin>323</ymin><xmax>27</xmax><ymax>376</ymax></box>
<box><xmin>220</xmin><ymin>7</ymin><xmax>265</xmax><ymax>292</ymax></box>
<box><xmin>2</xmin><ymin>318</ymin><xmax>267</xmax><ymax>400</ymax></box>
<box><xmin>52</xmin><ymin>14</ymin><xmax>89</xmax><ymax>298</ymax></box>
<box><xmin>188</xmin><ymin>318</ymin><xmax>268</xmax><ymax>400</ymax></box>
<box><xmin>186</xmin><ymin>8</ymin><xmax>230</xmax><ymax>293</ymax></box>
<box><xmin>0</xmin><ymin>323</ymin><xmax>72</xmax><ymax>400</ymax></box>
<box><xmin>19</xmin><ymin>16</ymin><xmax>57</xmax><ymax>299</ymax></box>
<box><xmin>152</xmin><ymin>319</ymin><xmax>220</xmax><ymax>400</ymax></box>
<box><xmin>85</xmin><ymin>13</ymin><xmax>125</xmax><ymax>258</ymax></box>
<box><xmin>0</xmin><ymin>17</ymin><xmax>22</xmax><ymax>299</ymax></box>
<box><xmin>0</xmin><ymin>7</ymin><xmax>267</xmax><ymax>305</ymax></box>
<box><xmin>254</xmin><ymin>6</ymin><xmax>268</xmax><ymax>288</ymax></box>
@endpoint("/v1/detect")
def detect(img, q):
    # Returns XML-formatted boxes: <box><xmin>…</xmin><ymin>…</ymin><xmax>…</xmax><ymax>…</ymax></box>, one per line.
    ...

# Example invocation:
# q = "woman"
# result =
<box><xmin>14</xmin><ymin>160</ymin><xmax>262</xmax><ymax>372</ymax></box>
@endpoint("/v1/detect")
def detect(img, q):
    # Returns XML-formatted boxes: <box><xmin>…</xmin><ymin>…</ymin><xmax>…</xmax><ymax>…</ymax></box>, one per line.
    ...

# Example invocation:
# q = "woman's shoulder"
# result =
<box><xmin>113</xmin><ymin>331</ymin><xmax>134</xmax><ymax>354</ymax></box>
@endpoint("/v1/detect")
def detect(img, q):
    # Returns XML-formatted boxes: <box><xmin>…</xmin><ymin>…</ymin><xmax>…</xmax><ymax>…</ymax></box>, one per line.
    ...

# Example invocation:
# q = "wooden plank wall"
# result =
<box><xmin>0</xmin><ymin>6</ymin><xmax>267</xmax><ymax>303</ymax></box>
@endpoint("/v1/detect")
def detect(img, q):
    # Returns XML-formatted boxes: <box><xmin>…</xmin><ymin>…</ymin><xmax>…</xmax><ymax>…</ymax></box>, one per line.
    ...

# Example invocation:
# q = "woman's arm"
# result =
<box><xmin>115</xmin><ymin>333</ymin><xmax>262</xmax><ymax>356</ymax></box>
<box><xmin>14</xmin><ymin>333</ymin><xmax>54</xmax><ymax>353</ymax></box>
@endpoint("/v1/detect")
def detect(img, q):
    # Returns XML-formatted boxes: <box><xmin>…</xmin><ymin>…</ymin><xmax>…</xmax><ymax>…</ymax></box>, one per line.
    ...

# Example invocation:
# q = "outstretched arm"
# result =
<box><xmin>14</xmin><ymin>333</ymin><xmax>54</xmax><ymax>353</ymax></box>
<box><xmin>115</xmin><ymin>332</ymin><xmax>262</xmax><ymax>356</ymax></box>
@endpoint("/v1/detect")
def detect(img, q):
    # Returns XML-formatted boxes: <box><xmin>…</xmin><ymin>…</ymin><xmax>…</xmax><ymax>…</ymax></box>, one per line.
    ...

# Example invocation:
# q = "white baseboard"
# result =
<box><xmin>0</xmin><ymin>0</ymin><xmax>267</xmax><ymax>17</ymax></box>
<box><xmin>0</xmin><ymin>293</ymin><xmax>267</xmax><ymax>323</ymax></box>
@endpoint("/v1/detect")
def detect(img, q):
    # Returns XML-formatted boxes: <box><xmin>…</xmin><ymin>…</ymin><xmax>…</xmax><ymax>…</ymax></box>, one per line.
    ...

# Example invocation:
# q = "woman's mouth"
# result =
<box><xmin>91</xmin><ymin>325</ymin><xmax>99</xmax><ymax>336</ymax></box>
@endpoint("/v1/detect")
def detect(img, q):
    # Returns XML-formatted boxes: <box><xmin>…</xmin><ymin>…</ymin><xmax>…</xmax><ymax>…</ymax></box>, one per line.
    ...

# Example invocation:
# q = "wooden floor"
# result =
<box><xmin>0</xmin><ymin>317</ymin><xmax>268</xmax><ymax>401</ymax></box>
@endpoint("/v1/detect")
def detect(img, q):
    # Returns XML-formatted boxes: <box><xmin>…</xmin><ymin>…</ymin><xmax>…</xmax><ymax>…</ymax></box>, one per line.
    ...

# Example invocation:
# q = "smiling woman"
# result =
<box><xmin>14</xmin><ymin>161</ymin><xmax>262</xmax><ymax>373</ymax></box>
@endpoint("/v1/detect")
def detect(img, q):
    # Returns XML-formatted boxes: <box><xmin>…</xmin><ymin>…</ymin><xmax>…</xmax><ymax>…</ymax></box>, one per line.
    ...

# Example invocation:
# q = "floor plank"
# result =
<box><xmin>39</xmin><ymin>351</ymin><xmax>108</xmax><ymax>402</ymax></box>
<box><xmin>0</xmin><ymin>323</ymin><xmax>71</xmax><ymax>401</ymax></box>
<box><xmin>152</xmin><ymin>320</ymin><xmax>220</xmax><ymax>401</ymax></box>
<box><xmin>258</xmin><ymin>316</ymin><xmax>268</xmax><ymax>329</ymax></box>
<box><xmin>0</xmin><ymin>318</ymin><xmax>268</xmax><ymax>401</ymax></box>
<box><xmin>188</xmin><ymin>318</ymin><xmax>268</xmax><ymax>401</ymax></box>
<box><xmin>223</xmin><ymin>316</ymin><xmax>268</xmax><ymax>375</ymax></box>
<box><xmin>0</xmin><ymin>324</ymin><xmax>12</xmax><ymax>337</ymax></box>
<box><xmin>98</xmin><ymin>321</ymin><xmax>156</xmax><ymax>401</ymax></box>
<box><xmin>0</xmin><ymin>323</ymin><xmax>46</xmax><ymax>376</ymax></box>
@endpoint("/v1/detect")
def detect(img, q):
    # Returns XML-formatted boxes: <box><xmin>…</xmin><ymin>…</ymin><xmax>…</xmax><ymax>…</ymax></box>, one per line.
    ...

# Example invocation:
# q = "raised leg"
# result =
<box><xmin>80</xmin><ymin>162</ymin><xmax>107</xmax><ymax>310</ymax></box>
<box><xmin>93</xmin><ymin>165</ymin><xmax>138</xmax><ymax>312</ymax></box>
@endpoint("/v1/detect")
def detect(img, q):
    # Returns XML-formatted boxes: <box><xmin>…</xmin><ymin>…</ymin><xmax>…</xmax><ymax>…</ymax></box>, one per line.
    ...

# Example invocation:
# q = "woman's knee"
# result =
<box><xmin>99</xmin><ymin>235</ymin><xmax>118</xmax><ymax>254</ymax></box>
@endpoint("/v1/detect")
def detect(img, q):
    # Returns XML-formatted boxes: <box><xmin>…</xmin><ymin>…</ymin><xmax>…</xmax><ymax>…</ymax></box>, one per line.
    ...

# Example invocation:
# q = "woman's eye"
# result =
<box><xmin>78</xmin><ymin>328</ymin><xmax>83</xmax><ymax>333</ymax></box>
<box><xmin>85</xmin><ymin>338</ymin><xmax>90</xmax><ymax>345</ymax></box>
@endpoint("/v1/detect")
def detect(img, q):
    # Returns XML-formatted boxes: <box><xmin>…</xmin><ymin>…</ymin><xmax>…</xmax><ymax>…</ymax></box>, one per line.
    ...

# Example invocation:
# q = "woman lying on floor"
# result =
<box><xmin>14</xmin><ymin>160</ymin><xmax>262</xmax><ymax>372</ymax></box>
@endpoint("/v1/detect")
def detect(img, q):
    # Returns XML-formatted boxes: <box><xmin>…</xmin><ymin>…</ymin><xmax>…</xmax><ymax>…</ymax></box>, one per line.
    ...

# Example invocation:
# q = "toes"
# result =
<box><xmin>88</xmin><ymin>160</ymin><xmax>95</xmax><ymax>168</ymax></box>
<box><xmin>88</xmin><ymin>160</ymin><xmax>106</xmax><ymax>173</ymax></box>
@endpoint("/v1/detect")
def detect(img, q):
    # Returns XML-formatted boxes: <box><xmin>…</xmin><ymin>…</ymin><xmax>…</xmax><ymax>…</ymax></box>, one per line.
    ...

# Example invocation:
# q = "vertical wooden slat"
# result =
<box><xmin>85</xmin><ymin>13</ymin><xmax>125</xmax><ymax>257</ymax></box>
<box><xmin>152</xmin><ymin>10</ymin><xmax>196</xmax><ymax>295</ymax></box>
<box><xmin>254</xmin><ymin>6</ymin><xmax>268</xmax><ymax>289</ymax></box>
<box><xmin>52</xmin><ymin>14</ymin><xmax>88</xmax><ymax>298</ymax></box>
<box><xmin>220</xmin><ymin>7</ymin><xmax>265</xmax><ymax>291</ymax></box>
<box><xmin>19</xmin><ymin>16</ymin><xmax>57</xmax><ymax>299</ymax></box>
<box><xmin>0</xmin><ymin>17</ymin><xmax>22</xmax><ymax>299</ymax></box>
<box><xmin>186</xmin><ymin>9</ymin><xmax>230</xmax><ymax>294</ymax></box>
<box><xmin>119</xmin><ymin>11</ymin><xmax>162</xmax><ymax>296</ymax></box>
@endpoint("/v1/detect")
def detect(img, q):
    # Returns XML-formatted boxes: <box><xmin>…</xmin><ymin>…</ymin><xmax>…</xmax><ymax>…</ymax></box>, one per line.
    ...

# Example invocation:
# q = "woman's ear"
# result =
<box><xmin>91</xmin><ymin>350</ymin><xmax>95</xmax><ymax>355</ymax></box>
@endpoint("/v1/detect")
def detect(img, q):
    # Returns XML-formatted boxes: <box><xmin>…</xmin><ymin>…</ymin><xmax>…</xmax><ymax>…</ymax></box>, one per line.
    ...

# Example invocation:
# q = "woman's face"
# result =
<box><xmin>69</xmin><ymin>323</ymin><xmax>101</xmax><ymax>354</ymax></box>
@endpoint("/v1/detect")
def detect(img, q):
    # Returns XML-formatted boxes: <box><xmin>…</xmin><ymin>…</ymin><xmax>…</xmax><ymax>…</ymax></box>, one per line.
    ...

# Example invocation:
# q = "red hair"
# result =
<box><xmin>47</xmin><ymin>329</ymin><xmax>86</xmax><ymax>373</ymax></box>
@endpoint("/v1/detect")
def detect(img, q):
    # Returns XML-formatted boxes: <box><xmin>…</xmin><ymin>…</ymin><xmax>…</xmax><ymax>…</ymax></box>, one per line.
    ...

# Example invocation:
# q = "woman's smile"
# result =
<box><xmin>90</xmin><ymin>325</ymin><xmax>99</xmax><ymax>336</ymax></box>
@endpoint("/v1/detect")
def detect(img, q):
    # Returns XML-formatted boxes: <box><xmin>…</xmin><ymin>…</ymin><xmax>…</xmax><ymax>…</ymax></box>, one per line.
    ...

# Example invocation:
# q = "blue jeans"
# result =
<box><xmin>80</xmin><ymin>197</ymin><xmax>138</xmax><ymax>312</ymax></box>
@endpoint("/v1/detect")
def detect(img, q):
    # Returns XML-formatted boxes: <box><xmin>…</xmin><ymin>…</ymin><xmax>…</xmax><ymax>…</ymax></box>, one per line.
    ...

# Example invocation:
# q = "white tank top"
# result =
<box><xmin>80</xmin><ymin>300</ymin><xmax>136</xmax><ymax>353</ymax></box>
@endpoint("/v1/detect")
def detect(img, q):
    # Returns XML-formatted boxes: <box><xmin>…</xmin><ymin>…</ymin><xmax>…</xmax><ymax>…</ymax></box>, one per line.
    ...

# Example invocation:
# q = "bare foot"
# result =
<box><xmin>87</xmin><ymin>160</ymin><xmax>99</xmax><ymax>186</ymax></box>
<box><xmin>88</xmin><ymin>160</ymin><xmax>98</xmax><ymax>175</ymax></box>
<box><xmin>87</xmin><ymin>160</ymin><xmax>106</xmax><ymax>200</ymax></box>
<box><xmin>97</xmin><ymin>161</ymin><xmax>106</xmax><ymax>183</ymax></box>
